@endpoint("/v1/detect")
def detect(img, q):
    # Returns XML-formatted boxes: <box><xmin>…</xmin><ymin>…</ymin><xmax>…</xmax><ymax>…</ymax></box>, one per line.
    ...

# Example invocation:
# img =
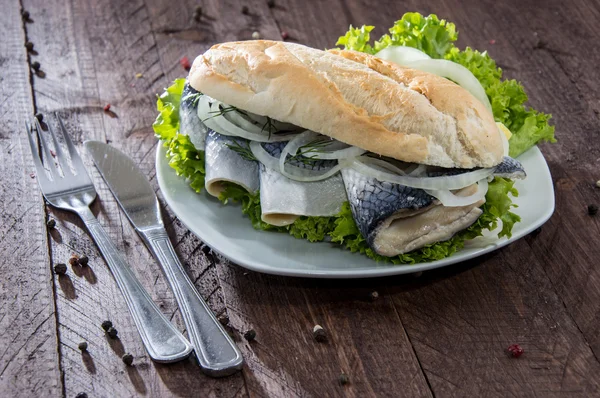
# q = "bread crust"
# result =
<box><xmin>189</xmin><ymin>40</ymin><xmax>503</xmax><ymax>168</ymax></box>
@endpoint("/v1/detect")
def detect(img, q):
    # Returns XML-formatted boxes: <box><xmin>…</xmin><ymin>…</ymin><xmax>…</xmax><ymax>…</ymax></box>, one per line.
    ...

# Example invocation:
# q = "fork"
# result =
<box><xmin>26</xmin><ymin>114</ymin><xmax>193</xmax><ymax>362</ymax></box>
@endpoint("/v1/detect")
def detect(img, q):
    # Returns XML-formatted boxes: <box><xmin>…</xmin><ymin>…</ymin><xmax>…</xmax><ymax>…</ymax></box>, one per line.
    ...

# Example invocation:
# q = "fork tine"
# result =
<box><xmin>25</xmin><ymin>122</ymin><xmax>52</xmax><ymax>189</ymax></box>
<box><xmin>47</xmin><ymin>119</ymin><xmax>73</xmax><ymax>176</ymax></box>
<box><xmin>33</xmin><ymin>117</ymin><xmax>60</xmax><ymax>180</ymax></box>
<box><xmin>56</xmin><ymin>113</ymin><xmax>87</xmax><ymax>173</ymax></box>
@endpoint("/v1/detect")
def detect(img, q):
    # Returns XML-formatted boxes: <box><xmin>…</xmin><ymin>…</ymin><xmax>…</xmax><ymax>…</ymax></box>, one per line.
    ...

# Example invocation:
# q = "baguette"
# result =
<box><xmin>189</xmin><ymin>40</ymin><xmax>502</xmax><ymax>168</ymax></box>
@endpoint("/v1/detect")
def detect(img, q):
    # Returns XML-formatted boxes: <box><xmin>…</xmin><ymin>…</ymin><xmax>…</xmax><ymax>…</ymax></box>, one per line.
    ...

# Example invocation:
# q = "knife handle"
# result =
<box><xmin>76</xmin><ymin>207</ymin><xmax>193</xmax><ymax>362</ymax></box>
<box><xmin>139</xmin><ymin>226</ymin><xmax>243</xmax><ymax>377</ymax></box>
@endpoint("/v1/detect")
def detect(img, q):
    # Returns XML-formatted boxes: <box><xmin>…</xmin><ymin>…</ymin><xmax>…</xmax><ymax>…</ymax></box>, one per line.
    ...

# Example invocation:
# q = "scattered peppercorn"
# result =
<box><xmin>313</xmin><ymin>325</ymin><xmax>327</xmax><ymax>342</ymax></box>
<box><xmin>79</xmin><ymin>255</ymin><xmax>89</xmax><ymax>266</ymax></box>
<box><xmin>489</xmin><ymin>39</ymin><xmax>496</xmax><ymax>44</ymax></box>
<box><xmin>339</xmin><ymin>373</ymin><xmax>350</xmax><ymax>385</ymax></box>
<box><xmin>201</xmin><ymin>245</ymin><xmax>211</xmax><ymax>255</ymax></box>
<box><xmin>370</xmin><ymin>291</ymin><xmax>379</xmax><ymax>301</ymax></box>
<box><xmin>588</xmin><ymin>204</ymin><xmax>598</xmax><ymax>216</ymax></box>
<box><xmin>69</xmin><ymin>255</ymin><xmax>79</xmax><ymax>267</ymax></box>
<box><xmin>101</xmin><ymin>320</ymin><xmax>113</xmax><ymax>331</ymax></box>
<box><xmin>241</xmin><ymin>5</ymin><xmax>249</xmax><ymax>14</ymax></box>
<box><xmin>75</xmin><ymin>393</ymin><xmax>88</xmax><ymax>398</ymax></box>
<box><xmin>122</xmin><ymin>353</ymin><xmax>134</xmax><ymax>366</ymax></box>
<box><xmin>194</xmin><ymin>5</ymin><xmax>202</xmax><ymax>21</ymax></box>
<box><xmin>507</xmin><ymin>344</ymin><xmax>524</xmax><ymax>358</ymax></box>
<box><xmin>50</xmin><ymin>150</ymin><xmax>56</xmax><ymax>157</ymax></box>
<box><xmin>596</xmin><ymin>180</ymin><xmax>600</xmax><ymax>188</ymax></box>
<box><xmin>243</xmin><ymin>329</ymin><xmax>256</xmax><ymax>341</ymax></box>
<box><xmin>218</xmin><ymin>313</ymin><xmax>229</xmax><ymax>326</ymax></box>
<box><xmin>35</xmin><ymin>113</ymin><xmax>44</xmax><ymax>122</ymax></box>
<box><xmin>180</xmin><ymin>56</ymin><xmax>191</xmax><ymax>71</ymax></box>
<box><xmin>22</xmin><ymin>10</ymin><xmax>30</xmax><ymax>21</ymax></box>
<box><xmin>103</xmin><ymin>103</ymin><xmax>111</xmax><ymax>112</ymax></box>
<box><xmin>252</xmin><ymin>31</ymin><xmax>260</xmax><ymax>40</ymax></box>
<box><xmin>46</xmin><ymin>218</ymin><xmax>56</xmax><ymax>228</ymax></box>
<box><xmin>281</xmin><ymin>31</ymin><xmax>289</xmax><ymax>40</ymax></box>
<box><xmin>267</xmin><ymin>0</ymin><xmax>275</xmax><ymax>7</ymax></box>
<box><xmin>30</xmin><ymin>173</ymin><xmax>35</xmax><ymax>179</ymax></box>
<box><xmin>25</xmin><ymin>41</ymin><xmax>34</xmax><ymax>51</ymax></box>
<box><xmin>54</xmin><ymin>263</ymin><xmax>67</xmax><ymax>275</ymax></box>
<box><xmin>32</xmin><ymin>61</ymin><xmax>41</xmax><ymax>71</ymax></box>
<box><xmin>107</xmin><ymin>327</ymin><xmax>119</xmax><ymax>339</ymax></box>
<box><xmin>78</xmin><ymin>341</ymin><xmax>88</xmax><ymax>351</ymax></box>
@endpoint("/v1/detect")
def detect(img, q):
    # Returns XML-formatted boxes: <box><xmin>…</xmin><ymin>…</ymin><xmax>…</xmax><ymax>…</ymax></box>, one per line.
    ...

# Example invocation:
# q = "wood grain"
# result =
<box><xmin>0</xmin><ymin>2</ymin><xmax>62</xmax><ymax>397</ymax></box>
<box><xmin>3</xmin><ymin>0</ymin><xmax>600</xmax><ymax>396</ymax></box>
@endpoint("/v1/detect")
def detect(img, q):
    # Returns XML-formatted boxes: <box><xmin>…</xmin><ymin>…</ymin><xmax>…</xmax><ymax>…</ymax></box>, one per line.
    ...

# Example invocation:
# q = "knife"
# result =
<box><xmin>85</xmin><ymin>141</ymin><xmax>243</xmax><ymax>377</ymax></box>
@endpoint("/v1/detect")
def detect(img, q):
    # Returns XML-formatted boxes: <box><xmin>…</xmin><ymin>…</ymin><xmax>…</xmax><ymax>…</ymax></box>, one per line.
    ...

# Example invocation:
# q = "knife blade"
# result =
<box><xmin>85</xmin><ymin>140</ymin><xmax>243</xmax><ymax>377</ymax></box>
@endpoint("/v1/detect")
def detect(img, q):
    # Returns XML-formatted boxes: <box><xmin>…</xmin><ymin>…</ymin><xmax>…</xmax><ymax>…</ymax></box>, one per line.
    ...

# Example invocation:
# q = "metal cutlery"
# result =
<box><xmin>85</xmin><ymin>141</ymin><xmax>243</xmax><ymax>377</ymax></box>
<box><xmin>26</xmin><ymin>114</ymin><xmax>192</xmax><ymax>362</ymax></box>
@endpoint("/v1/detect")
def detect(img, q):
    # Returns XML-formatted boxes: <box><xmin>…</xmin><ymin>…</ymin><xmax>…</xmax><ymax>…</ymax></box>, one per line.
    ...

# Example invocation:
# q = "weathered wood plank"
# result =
<box><xmin>0</xmin><ymin>1</ymin><xmax>62</xmax><ymax>397</ymax></box>
<box><xmin>21</xmin><ymin>0</ymin><xmax>246</xmax><ymax>396</ymax></box>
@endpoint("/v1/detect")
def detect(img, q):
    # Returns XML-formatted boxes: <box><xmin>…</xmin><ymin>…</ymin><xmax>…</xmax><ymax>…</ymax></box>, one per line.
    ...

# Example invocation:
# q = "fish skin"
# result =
<box><xmin>427</xmin><ymin>156</ymin><xmax>526</xmax><ymax>179</ymax></box>
<box><xmin>340</xmin><ymin>168</ymin><xmax>435</xmax><ymax>248</ymax></box>
<box><xmin>204</xmin><ymin>130</ymin><xmax>260</xmax><ymax>195</ymax></box>
<box><xmin>180</xmin><ymin>82</ymin><xmax>207</xmax><ymax>149</ymax></box>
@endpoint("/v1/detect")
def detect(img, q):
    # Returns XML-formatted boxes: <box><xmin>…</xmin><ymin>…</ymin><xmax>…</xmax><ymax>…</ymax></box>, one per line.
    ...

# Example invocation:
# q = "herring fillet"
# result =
<box><xmin>205</xmin><ymin>130</ymin><xmax>259</xmax><ymax>197</ymax></box>
<box><xmin>340</xmin><ymin>168</ymin><xmax>435</xmax><ymax>249</ymax></box>
<box><xmin>259</xmin><ymin>142</ymin><xmax>347</xmax><ymax>226</ymax></box>
<box><xmin>180</xmin><ymin>83</ymin><xmax>207</xmax><ymax>149</ymax></box>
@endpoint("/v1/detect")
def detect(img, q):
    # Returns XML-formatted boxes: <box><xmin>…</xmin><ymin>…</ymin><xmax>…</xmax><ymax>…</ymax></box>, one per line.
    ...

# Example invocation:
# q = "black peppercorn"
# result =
<box><xmin>101</xmin><ymin>320</ymin><xmax>113</xmax><ymax>331</ymax></box>
<box><xmin>201</xmin><ymin>245</ymin><xmax>211</xmax><ymax>255</ymax></box>
<box><xmin>78</xmin><ymin>255</ymin><xmax>89</xmax><ymax>266</ymax></box>
<box><xmin>122</xmin><ymin>353</ymin><xmax>134</xmax><ymax>366</ymax></box>
<box><xmin>32</xmin><ymin>61</ymin><xmax>40</xmax><ymax>71</ymax></box>
<box><xmin>22</xmin><ymin>10</ymin><xmax>30</xmax><ymax>20</ymax></box>
<box><xmin>78</xmin><ymin>341</ymin><xmax>88</xmax><ymax>351</ymax></box>
<box><xmin>243</xmin><ymin>329</ymin><xmax>256</xmax><ymax>341</ymax></box>
<box><xmin>339</xmin><ymin>373</ymin><xmax>350</xmax><ymax>385</ymax></box>
<box><xmin>267</xmin><ymin>0</ymin><xmax>275</xmax><ymax>7</ymax></box>
<box><xmin>218</xmin><ymin>313</ymin><xmax>229</xmax><ymax>326</ymax></box>
<box><xmin>25</xmin><ymin>42</ymin><xmax>34</xmax><ymax>51</ymax></box>
<box><xmin>35</xmin><ymin>113</ymin><xmax>44</xmax><ymax>122</ymax></box>
<box><xmin>241</xmin><ymin>5</ymin><xmax>249</xmax><ymax>14</ymax></box>
<box><xmin>370</xmin><ymin>291</ymin><xmax>379</xmax><ymax>301</ymax></box>
<box><xmin>69</xmin><ymin>255</ymin><xmax>79</xmax><ymax>267</ymax></box>
<box><xmin>54</xmin><ymin>263</ymin><xmax>67</xmax><ymax>275</ymax></box>
<box><xmin>107</xmin><ymin>327</ymin><xmax>119</xmax><ymax>339</ymax></box>
<box><xmin>313</xmin><ymin>325</ymin><xmax>327</xmax><ymax>342</ymax></box>
<box><xmin>588</xmin><ymin>204</ymin><xmax>598</xmax><ymax>215</ymax></box>
<box><xmin>75</xmin><ymin>393</ymin><xmax>88</xmax><ymax>398</ymax></box>
<box><xmin>193</xmin><ymin>5</ymin><xmax>202</xmax><ymax>21</ymax></box>
<box><xmin>46</xmin><ymin>218</ymin><xmax>56</xmax><ymax>228</ymax></box>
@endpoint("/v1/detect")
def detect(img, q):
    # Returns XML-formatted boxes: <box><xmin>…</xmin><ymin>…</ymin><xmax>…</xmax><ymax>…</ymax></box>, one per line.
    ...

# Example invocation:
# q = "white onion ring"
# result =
<box><xmin>197</xmin><ymin>96</ymin><xmax>300</xmax><ymax>142</ymax></box>
<box><xmin>374</xmin><ymin>46</ymin><xmax>492</xmax><ymax>113</ymax></box>
<box><xmin>350</xmin><ymin>156</ymin><xmax>494</xmax><ymax>190</ymax></box>
<box><xmin>425</xmin><ymin>178</ymin><xmax>489</xmax><ymax>207</ymax></box>
<box><xmin>250</xmin><ymin>141</ymin><xmax>345</xmax><ymax>182</ymax></box>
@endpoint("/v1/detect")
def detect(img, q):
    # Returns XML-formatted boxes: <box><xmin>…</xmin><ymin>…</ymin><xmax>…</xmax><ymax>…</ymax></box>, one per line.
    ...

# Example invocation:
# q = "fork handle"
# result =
<box><xmin>139</xmin><ymin>226</ymin><xmax>243</xmax><ymax>377</ymax></box>
<box><xmin>76</xmin><ymin>207</ymin><xmax>192</xmax><ymax>362</ymax></box>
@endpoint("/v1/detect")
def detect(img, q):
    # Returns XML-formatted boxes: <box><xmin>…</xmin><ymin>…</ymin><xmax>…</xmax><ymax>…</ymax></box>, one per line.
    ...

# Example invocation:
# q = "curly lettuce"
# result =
<box><xmin>154</xmin><ymin>12</ymin><xmax>554</xmax><ymax>264</ymax></box>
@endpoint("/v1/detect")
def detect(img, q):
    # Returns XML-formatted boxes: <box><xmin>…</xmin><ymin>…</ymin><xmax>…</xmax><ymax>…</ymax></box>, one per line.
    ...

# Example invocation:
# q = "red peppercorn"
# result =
<box><xmin>30</xmin><ymin>173</ymin><xmax>35</xmax><ymax>179</ymax></box>
<box><xmin>281</xmin><ymin>31</ymin><xmax>289</xmax><ymax>40</ymax></box>
<box><xmin>180</xmin><ymin>56</ymin><xmax>191</xmax><ymax>71</ymax></box>
<box><xmin>489</xmin><ymin>39</ymin><xmax>496</xmax><ymax>44</ymax></box>
<box><xmin>507</xmin><ymin>344</ymin><xmax>524</xmax><ymax>358</ymax></box>
<box><xmin>103</xmin><ymin>104</ymin><xmax>111</xmax><ymax>112</ymax></box>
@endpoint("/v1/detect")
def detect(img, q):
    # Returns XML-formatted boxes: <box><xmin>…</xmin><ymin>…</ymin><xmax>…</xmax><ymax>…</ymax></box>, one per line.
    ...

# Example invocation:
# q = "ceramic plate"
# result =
<box><xmin>156</xmin><ymin>145</ymin><xmax>554</xmax><ymax>278</ymax></box>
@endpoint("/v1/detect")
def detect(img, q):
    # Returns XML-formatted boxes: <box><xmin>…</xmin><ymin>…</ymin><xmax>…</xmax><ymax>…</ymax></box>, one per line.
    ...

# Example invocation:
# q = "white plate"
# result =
<box><xmin>156</xmin><ymin>145</ymin><xmax>555</xmax><ymax>278</ymax></box>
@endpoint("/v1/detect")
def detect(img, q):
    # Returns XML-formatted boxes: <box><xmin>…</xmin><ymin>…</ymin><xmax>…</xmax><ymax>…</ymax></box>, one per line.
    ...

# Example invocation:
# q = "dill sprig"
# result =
<box><xmin>226</xmin><ymin>140</ymin><xmax>257</xmax><ymax>162</ymax></box>
<box><xmin>285</xmin><ymin>138</ymin><xmax>333</xmax><ymax>166</ymax></box>
<box><xmin>202</xmin><ymin>103</ymin><xmax>248</xmax><ymax>122</ymax></box>
<box><xmin>182</xmin><ymin>92</ymin><xmax>203</xmax><ymax>108</ymax></box>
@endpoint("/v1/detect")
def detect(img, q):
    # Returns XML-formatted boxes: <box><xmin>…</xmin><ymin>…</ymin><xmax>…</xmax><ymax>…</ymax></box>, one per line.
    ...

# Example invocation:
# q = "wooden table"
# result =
<box><xmin>2</xmin><ymin>0</ymin><xmax>599</xmax><ymax>396</ymax></box>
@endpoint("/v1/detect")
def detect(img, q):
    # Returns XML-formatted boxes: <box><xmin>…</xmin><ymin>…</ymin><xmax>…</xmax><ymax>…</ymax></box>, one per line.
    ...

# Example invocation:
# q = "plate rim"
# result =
<box><xmin>156</xmin><ymin>144</ymin><xmax>555</xmax><ymax>278</ymax></box>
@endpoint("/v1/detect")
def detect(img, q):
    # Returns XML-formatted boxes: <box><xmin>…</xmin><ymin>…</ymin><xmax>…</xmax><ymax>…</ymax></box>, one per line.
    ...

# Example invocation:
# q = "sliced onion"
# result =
<box><xmin>407</xmin><ymin>164</ymin><xmax>427</xmax><ymax>177</ymax></box>
<box><xmin>425</xmin><ymin>178</ymin><xmax>489</xmax><ymax>207</ymax></box>
<box><xmin>356</xmin><ymin>156</ymin><xmax>407</xmax><ymax>175</ymax></box>
<box><xmin>197</xmin><ymin>96</ymin><xmax>300</xmax><ymax>142</ymax></box>
<box><xmin>311</xmin><ymin>144</ymin><xmax>366</xmax><ymax>160</ymax></box>
<box><xmin>374</xmin><ymin>46</ymin><xmax>492</xmax><ymax>113</ymax></box>
<box><xmin>350</xmin><ymin>156</ymin><xmax>494</xmax><ymax>190</ymax></box>
<box><xmin>250</xmin><ymin>141</ymin><xmax>346</xmax><ymax>182</ymax></box>
<box><xmin>497</xmin><ymin>125</ymin><xmax>509</xmax><ymax>157</ymax></box>
<box><xmin>375</xmin><ymin>45</ymin><xmax>431</xmax><ymax>64</ymax></box>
